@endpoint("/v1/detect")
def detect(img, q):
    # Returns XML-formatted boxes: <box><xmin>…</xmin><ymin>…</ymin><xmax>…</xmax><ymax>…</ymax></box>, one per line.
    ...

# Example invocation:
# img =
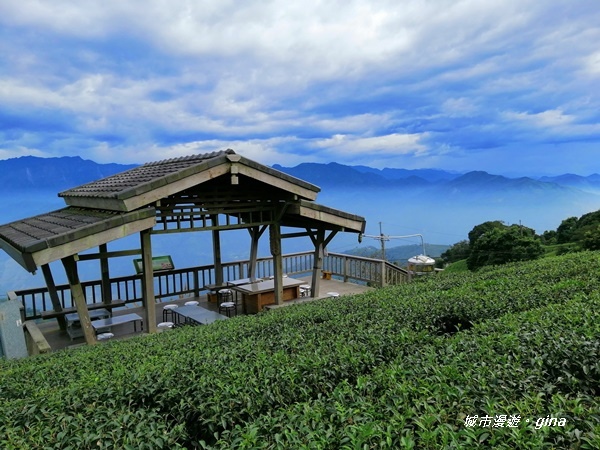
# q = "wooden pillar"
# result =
<box><xmin>41</xmin><ymin>264</ymin><xmax>67</xmax><ymax>332</ymax></box>
<box><xmin>99</xmin><ymin>243</ymin><xmax>113</xmax><ymax>305</ymax></box>
<box><xmin>140</xmin><ymin>229</ymin><xmax>157</xmax><ymax>334</ymax></box>
<box><xmin>248</xmin><ymin>225</ymin><xmax>267</xmax><ymax>279</ymax></box>
<box><xmin>310</xmin><ymin>229</ymin><xmax>325</xmax><ymax>298</ymax></box>
<box><xmin>270</xmin><ymin>222</ymin><xmax>283</xmax><ymax>305</ymax></box>
<box><xmin>211</xmin><ymin>215</ymin><xmax>223</xmax><ymax>286</ymax></box>
<box><xmin>61</xmin><ymin>255</ymin><xmax>97</xmax><ymax>345</ymax></box>
<box><xmin>309</xmin><ymin>229</ymin><xmax>338</xmax><ymax>298</ymax></box>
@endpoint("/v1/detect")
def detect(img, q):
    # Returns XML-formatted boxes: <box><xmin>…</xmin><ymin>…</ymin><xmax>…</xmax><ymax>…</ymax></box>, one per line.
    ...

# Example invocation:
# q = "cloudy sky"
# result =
<box><xmin>1</xmin><ymin>0</ymin><xmax>599</xmax><ymax>176</ymax></box>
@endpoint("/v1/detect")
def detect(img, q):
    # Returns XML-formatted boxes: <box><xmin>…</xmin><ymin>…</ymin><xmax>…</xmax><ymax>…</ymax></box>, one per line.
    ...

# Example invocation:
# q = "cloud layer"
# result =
<box><xmin>1</xmin><ymin>0</ymin><xmax>599</xmax><ymax>175</ymax></box>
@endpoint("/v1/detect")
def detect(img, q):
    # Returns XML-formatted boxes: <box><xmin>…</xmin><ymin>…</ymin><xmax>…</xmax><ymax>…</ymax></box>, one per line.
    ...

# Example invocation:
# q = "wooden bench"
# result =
<box><xmin>41</xmin><ymin>300</ymin><xmax>126</xmax><ymax>319</ymax></box>
<box><xmin>91</xmin><ymin>313</ymin><xmax>144</xmax><ymax>333</ymax></box>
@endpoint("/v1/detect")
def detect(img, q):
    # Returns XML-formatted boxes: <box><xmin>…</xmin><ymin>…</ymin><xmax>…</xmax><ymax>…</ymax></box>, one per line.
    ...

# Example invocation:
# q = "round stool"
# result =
<box><xmin>184</xmin><ymin>300</ymin><xmax>199</xmax><ymax>306</ymax></box>
<box><xmin>300</xmin><ymin>284</ymin><xmax>312</xmax><ymax>297</ymax></box>
<box><xmin>326</xmin><ymin>292</ymin><xmax>340</xmax><ymax>298</ymax></box>
<box><xmin>97</xmin><ymin>332</ymin><xmax>114</xmax><ymax>341</ymax></box>
<box><xmin>218</xmin><ymin>288</ymin><xmax>233</xmax><ymax>303</ymax></box>
<box><xmin>219</xmin><ymin>301</ymin><xmax>237</xmax><ymax>317</ymax></box>
<box><xmin>157</xmin><ymin>321</ymin><xmax>174</xmax><ymax>331</ymax></box>
<box><xmin>162</xmin><ymin>304</ymin><xmax>178</xmax><ymax>322</ymax></box>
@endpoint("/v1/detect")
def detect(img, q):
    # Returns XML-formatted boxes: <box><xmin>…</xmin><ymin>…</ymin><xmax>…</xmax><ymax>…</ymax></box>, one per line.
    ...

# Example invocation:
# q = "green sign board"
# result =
<box><xmin>133</xmin><ymin>255</ymin><xmax>175</xmax><ymax>274</ymax></box>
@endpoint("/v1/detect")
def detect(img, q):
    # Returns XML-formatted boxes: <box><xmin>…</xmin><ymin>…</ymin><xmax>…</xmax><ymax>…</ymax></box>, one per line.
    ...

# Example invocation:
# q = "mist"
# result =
<box><xmin>2</xmin><ymin>185</ymin><xmax>600</xmax><ymax>296</ymax></box>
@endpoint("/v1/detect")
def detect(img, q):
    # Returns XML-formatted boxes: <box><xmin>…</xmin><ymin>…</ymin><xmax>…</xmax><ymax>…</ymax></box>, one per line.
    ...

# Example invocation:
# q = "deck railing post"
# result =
<box><xmin>193</xmin><ymin>268</ymin><xmax>200</xmax><ymax>297</ymax></box>
<box><xmin>344</xmin><ymin>255</ymin><xmax>349</xmax><ymax>282</ymax></box>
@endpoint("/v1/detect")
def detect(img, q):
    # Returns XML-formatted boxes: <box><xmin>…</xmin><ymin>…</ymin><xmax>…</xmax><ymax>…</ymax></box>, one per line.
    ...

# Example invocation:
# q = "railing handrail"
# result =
<box><xmin>11</xmin><ymin>250</ymin><xmax>409</xmax><ymax>320</ymax></box>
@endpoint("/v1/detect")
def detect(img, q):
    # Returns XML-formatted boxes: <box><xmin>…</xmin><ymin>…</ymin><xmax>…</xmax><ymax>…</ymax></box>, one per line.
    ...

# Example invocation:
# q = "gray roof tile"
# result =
<box><xmin>0</xmin><ymin>207</ymin><xmax>154</xmax><ymax>253</ymax></box>
<box><xmin>59</xmin><ymin>149</ymin><xmax>235</xmax><ymax>199</ymax></box>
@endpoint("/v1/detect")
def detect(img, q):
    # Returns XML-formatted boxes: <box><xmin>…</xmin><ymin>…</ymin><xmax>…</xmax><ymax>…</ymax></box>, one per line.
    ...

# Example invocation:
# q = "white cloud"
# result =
<box><xmin>313</xmin><ymin>133</ymin><xmax>429</xmax><ymax>156</ymax></box>
<box><xmin>0</xmin><ymin>147</ymin><xmax>47</xmax><ymax>159</ymax></box>
<box><xmin>441</xmin><ymin>98</ymin><xmax>479</xmax><ymax>118</ymax></box>
<box><xmin>1</xmin><ymin>1</ymin><xmax>600</xmax><ymax>175</ymax></box>
<box><xmin>92</xmin><ymin>136</ymin><xmax>306</xmax><ymax>166</ymax></box>
<box><xmin>536</xmin><ymin>110</ymin><xmax>576</xmax><ymax>128</ymax></box>
<box><xmin>506</xmin><ymin>109</ymin><xmax>575</xmax><ymax>128</ymax></box>
<box><xmin>584</xmin><ymin>51</ymin><xmax>600</xmax><ymax>76</ymax></box>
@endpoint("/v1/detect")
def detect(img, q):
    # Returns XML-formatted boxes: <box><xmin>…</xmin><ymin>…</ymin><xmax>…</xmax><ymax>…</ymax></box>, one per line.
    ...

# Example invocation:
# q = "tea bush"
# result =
<box><xmin>1</xmin><ymin>252</ymin><xmax>598</xmax><ymax>448</ymax></box>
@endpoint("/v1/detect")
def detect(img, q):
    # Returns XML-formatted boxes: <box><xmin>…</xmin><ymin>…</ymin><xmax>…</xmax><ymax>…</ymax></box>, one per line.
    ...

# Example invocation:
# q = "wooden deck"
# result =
<box><xmin>35</xmin><ymin>277</ymin><xmax>373</xmax><ymax>352</ymax></box>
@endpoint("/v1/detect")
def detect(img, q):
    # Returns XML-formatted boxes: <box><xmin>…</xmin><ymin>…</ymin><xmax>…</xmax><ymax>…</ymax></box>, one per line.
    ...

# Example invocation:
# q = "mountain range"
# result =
<box><xmin>0</xmin><ymin>156</ymin><xmax>137</xmax><ymax>191</ymax></box>
<box><xmin>2</xmin><ymin>155</ymin><xmax>600</xmax><ymax>245</ymax></box>
<box><xmin>1</xmin><ymin>155</ymin><xmax>600</xmax><ymax>296</ymax></box>
<box><xmin>272</xmin><ymin>162</ymin><xmax>600</xmax><ymax>196</ymax></box>
<box><xmin>1</xmin><ymin>155</ymin><xmax>599</xmax><ymax>196</ymax></box>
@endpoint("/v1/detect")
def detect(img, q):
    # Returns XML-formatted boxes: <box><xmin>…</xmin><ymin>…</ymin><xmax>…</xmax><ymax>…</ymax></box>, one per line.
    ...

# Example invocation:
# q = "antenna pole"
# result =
<box><xmin>360</xmin><ymin>228</ymin><xmax>428</xmax><ymax>261</ymax></box>
<box><xmin>379</xmin><ymin>222</ymin><xmax>386</xmax><ymax>260</ymax></box>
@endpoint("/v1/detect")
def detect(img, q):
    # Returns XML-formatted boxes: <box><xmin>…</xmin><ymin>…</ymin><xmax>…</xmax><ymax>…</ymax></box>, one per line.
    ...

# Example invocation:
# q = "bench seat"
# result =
<box><xmin>41</xmin><ymin>300</ymin><xmax>126</xmax><ymax>319</ymax></box>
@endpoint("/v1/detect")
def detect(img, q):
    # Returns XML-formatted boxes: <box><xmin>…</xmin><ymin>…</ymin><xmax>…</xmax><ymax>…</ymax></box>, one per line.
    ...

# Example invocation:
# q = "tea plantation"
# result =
<box><xmin>1</xmin><ymin>252</ymin><xmax>599</xmax><ymax>449</ymax></box>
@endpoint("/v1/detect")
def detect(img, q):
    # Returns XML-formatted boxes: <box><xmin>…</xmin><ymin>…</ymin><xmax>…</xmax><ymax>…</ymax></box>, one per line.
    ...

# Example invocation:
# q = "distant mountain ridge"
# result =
<box><xmin>272</xmin><ymin>162</ymin><xmax>600</xmax><ymax>196</ymax></box>
<box><xmin>0</xmin><ymin>156</ymin><xmax>138</xmax><ymax>191</ymax></box>
<box><xmin>1</xmin><ymin>155</ymin><xmax>600</xmax><ymax>197</ymax></box>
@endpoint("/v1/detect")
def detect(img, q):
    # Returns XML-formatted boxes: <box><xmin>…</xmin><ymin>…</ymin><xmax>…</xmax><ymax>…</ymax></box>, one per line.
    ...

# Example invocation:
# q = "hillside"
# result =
<box><xmin>1</xmin><ymin>252</ymin><xmax>599</xmax><ymax>448</ymax></box>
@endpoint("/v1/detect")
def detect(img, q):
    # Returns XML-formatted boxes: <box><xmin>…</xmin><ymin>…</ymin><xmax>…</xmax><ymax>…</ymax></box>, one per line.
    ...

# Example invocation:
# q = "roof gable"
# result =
<box><xmin>59</xmin><ymin>150</ymin><xmax>319</xmax><ymax>212</ymax></box>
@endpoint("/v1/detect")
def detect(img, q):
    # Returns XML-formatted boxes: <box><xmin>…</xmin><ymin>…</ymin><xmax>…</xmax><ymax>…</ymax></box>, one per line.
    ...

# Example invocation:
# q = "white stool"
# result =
<box><xmin>219</xmin><ymin>301</ymin><xmax>237</xmax><ymax>317</ymax></box>
<box><xmin>162</xmin><ymin>304</ymin><xmax>178</xmax><ymax>322</ymax></box>
<box><xmin>218</xmin><ymin>288</ymin><xmax>234</xmax><ymax>303</ymax></box>
<box><xmin>97</xmin><ymin>332</ymin><xmax>114</xmax><ymax>341</ymax></box>
<box><xmin>184</xmin><ymin>300</ymin><xmax>199</xmax><ymax>306</ymax></box>
<box><xmin>300</xmin><ymin>284</ymin><xmax>312</xmax><ymax>297</ymax></box>
<box><xmin>326</xmin><ymin>292</ymin><xmax>340</xmax><ymax>298</ymax></box>
<box><xmin>157</xmin><ymin>321</ymin><xmax>174</xmax><ymax>331</ymax></box>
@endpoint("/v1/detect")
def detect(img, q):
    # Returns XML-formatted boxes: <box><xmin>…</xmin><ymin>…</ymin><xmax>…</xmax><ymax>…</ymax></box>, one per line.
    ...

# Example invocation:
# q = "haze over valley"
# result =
<box><xmin>1</xmin><ymin>156</ymin><xmax>600</xmax><ymax>296</ymax></box>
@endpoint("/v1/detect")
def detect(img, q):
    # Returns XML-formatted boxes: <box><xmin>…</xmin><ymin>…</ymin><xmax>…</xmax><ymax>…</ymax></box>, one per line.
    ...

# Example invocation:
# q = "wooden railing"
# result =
<box><xmin>23</xmin><ymin>321</ymin><xmax>52</xmax><ymax>355</ymax></box>
<box><xmin>11</xmin><ymin>251</ymin><xmax>409</xmax><ymax>321</ymax></box>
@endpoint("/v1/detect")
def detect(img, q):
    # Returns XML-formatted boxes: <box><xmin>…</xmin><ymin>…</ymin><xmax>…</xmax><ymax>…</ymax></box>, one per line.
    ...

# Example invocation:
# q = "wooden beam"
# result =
<box><xmin>286</xmin><ymin>202</ymin><xmax>365</xmax><ymax>233</ymax></box>
<box><xmin>235</xmin><ymin>165</ymin><xmax>318</xmax><ymax>201</ymax></box>
<box><xmin>140</xmin><ymin>230</ymin><xmax>157</xmax><ymax>334</ymax></box>
<box><xmin>281</xmin><ymin>231</ymin><xmax>314</xmax><ymax>239</ymax></box>
<box><xmin>324</xmin><ymin>230</ymin><xmax>338</xmax><ymax>248</ymax></box>
<box><xmin>32</xmin><ymin>216</ymin><xmax>156</xmax><ymax>268</ymax></box>
<box><xmin>41</xmin><ymin>264</ymin><xmax>66</xmax><ymax>332</ymax></box>
<box><xmin>77</xmin><ymin>249</ymin><xmax>142</xmax><ymax>261</ymax></box>
<box><xmin>61</xmin><ymin>255</ymin><xmax>97</xmax><ymax>345</ymax></box>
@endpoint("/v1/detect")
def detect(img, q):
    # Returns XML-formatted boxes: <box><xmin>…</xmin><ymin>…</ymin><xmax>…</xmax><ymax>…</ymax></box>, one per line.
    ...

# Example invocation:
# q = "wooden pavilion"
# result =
<box><xmin>0</xmin><ymin>150</ymin><xmax>365</xmax><ymax>345</ymax></box>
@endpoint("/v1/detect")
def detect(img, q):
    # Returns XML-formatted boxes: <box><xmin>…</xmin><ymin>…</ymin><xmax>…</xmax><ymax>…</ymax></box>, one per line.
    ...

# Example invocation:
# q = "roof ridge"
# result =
<box><xmin>141</xmin><ymin>149</ymin><xmax>235</xmax><ymax>167</ymax></box>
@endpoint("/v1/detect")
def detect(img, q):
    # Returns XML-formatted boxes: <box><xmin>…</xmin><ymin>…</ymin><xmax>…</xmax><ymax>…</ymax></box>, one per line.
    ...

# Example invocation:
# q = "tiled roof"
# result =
<box><xmin>59</xmin><ymin>149</ymin><xmax>236</xmax><ymax>199</ymax></box>
<box><xmin>0</xmin><ymin>207</ymin><xmax>154</xmax><ymax>253</ymax></box>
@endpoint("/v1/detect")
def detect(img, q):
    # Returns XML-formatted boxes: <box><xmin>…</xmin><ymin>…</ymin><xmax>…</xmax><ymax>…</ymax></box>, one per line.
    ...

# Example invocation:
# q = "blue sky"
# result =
<box><xmin>1</xmin><ymin>0</ymin><xmax>599</xmax><ymax>176</ymax></box>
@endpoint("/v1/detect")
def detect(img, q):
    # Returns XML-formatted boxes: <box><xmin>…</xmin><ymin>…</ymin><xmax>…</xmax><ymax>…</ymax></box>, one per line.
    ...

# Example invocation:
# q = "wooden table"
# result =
<box><xmin>231</xmin><ymin>278</ymin><xmax>304</xmax><ymax>314</ymax></box>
